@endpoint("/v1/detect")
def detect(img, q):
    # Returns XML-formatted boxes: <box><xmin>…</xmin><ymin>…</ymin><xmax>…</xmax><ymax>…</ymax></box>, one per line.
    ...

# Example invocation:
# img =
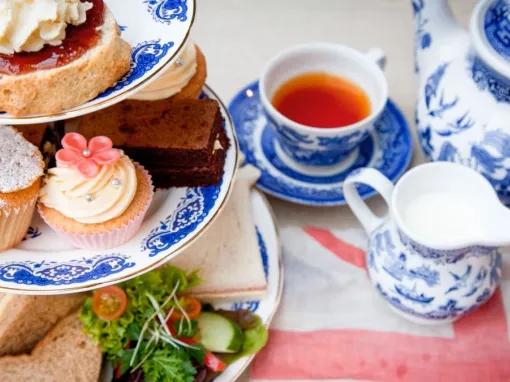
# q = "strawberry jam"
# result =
<box><xmin>0</xmin><ymin>0</ymin><xmax>105</xmax><ymax>75</ymax></box>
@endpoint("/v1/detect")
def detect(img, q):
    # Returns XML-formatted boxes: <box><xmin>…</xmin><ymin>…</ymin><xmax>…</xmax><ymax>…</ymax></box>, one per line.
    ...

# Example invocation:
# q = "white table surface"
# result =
<box><xmin>193</xmin><ymin>1</ymin><xmax>477</xmax><ymax>380</ymax></box>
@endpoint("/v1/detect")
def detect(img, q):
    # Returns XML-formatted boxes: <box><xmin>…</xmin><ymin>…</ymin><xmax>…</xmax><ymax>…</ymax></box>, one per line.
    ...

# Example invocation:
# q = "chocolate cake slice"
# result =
<box><xmin>16</xmin><ymin>124</ymin><xmax>47</xmax><ymax>146</ymax></box>
<box><xmin>76</xmin><ymin>98</ymin><xmax>222</xmax><ymax>168</ymax></box>
<box><xmin>16</xmin><ymin>124</ymin><xmax>64</xmax><ymax>168</ymax></box>
<box><xmin>75</xmin><ymin>98</ymin><xmax>229</xmax><ymax>188</ymax></box>
<box><xmin>150</xmin><ymin>126</ymin><xmax>229</xmax><ymax>188</ymax></box>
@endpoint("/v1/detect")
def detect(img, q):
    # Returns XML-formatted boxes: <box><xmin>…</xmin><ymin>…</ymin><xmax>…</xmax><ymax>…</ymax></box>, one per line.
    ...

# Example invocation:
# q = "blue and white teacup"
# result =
<box><xmin>259</xmin><ymin>43</ymin><xmax>388</xmax><ymax>170</ymax></box>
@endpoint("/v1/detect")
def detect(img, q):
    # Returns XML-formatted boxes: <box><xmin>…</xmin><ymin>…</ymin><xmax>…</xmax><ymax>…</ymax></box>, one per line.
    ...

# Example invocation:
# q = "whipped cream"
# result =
<box><xmin>0</xmin><ymin>0</ymin><xmax>93</xmax><ymax>55</ymax></box>
<box><xmin>40</xmin><ymin>154</ymin><xmax>137</xmax><ymax>224</ymax></box>
<box><xmin>130</xmin><ymin>43</ymin><xmax>197</xmax><ymax>101</ymax></box>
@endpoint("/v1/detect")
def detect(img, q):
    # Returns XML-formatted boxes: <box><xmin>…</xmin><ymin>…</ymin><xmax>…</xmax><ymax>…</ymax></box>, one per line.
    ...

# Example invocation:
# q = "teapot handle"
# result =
<box><xmin>365</xmin><ymin>48</ymin><xmax>386</xmax><ymax>70</ymax></box>
<box><xmin>343</xmin><ymin>168</ymin><xmax>394</xmax><ymax>235</ymax></box>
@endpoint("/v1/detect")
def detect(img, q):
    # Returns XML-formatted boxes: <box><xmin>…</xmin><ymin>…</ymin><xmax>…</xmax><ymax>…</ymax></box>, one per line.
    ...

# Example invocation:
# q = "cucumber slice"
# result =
<box><xmin>198</xmin><ymin>312</ymin><xmax>245</xmax><ymax>353</ymax></box>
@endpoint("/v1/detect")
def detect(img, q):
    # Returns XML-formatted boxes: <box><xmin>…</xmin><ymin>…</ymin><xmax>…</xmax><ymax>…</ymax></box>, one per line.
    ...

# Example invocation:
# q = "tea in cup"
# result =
<box><xmin>259</xmin><ymin>43</ymin><xmax>388</xmax><ymax>169</ymax></box>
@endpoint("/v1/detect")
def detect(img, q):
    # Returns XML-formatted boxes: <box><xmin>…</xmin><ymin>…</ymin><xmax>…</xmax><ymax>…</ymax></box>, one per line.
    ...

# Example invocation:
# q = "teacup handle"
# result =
<box><xmin>343</xmin><ymin>168</ymin><xmax>394</xmax><ymax>235</ymax></box>
<box><xmin>365</xmin><ymin>48</ymin><xmax>386</xmax><ymax>70</ymax></box>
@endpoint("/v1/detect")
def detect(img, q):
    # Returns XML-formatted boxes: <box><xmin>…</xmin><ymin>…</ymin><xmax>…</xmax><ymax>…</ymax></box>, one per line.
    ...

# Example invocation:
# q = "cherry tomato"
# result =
<box><xmin>169</xmin><ymin>296</ymin><xmax>202</xmax><ymax>321</ymax></box>
<box><xmin>92</xmin><ymin>285</ymin><xmax>128</xmax><ymax>321</ymax></box>
<box><xmin>166</xmin><ymin>320</ymin><xmax>177</xmax><ymax>336</ymax></box>
<box><xmin>204</xmin><ymin>352</ymin><xmax>226</xmax><ymax>372</ymax></box>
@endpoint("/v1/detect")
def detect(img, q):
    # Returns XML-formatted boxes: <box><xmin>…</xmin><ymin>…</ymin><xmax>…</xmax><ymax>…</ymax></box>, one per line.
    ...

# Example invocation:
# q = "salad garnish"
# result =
<box><xmin>80</xmin><ymin>266</ymin><xmax>268</xmax><ymax>382</ymax></box>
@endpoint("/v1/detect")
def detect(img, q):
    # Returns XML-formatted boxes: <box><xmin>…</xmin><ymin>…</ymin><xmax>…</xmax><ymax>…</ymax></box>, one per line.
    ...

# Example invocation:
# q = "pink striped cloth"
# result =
<box><xmin>251</xmin><ymin>226</ymin><xmax>510</xmax><ymax>381</ymax></box>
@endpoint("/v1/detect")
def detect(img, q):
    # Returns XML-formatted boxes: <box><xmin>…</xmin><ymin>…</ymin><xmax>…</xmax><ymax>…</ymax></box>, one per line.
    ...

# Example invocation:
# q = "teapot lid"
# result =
<box><xmin>471</xmin><ymin>0</ymin><xmax>510</xmax><ymax>78</ymax></box>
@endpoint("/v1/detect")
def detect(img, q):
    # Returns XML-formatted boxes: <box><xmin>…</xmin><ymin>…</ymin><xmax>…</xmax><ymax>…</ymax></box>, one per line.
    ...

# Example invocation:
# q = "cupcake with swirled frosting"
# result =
<box><xmin>38</xmin><ymin>133</ymin><xmax>153</xmax><ymax>249</ymax></box>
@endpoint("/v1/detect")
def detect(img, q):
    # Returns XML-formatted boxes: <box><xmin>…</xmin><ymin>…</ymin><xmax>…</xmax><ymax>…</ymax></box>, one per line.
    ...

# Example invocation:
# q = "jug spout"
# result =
<box><xmin>412</xmin><ymin>0</ymin><xmax>468</xmax><ymax>74</ymax></box>
<box><xmin>482</xmin><ymin>204</ymin><xmax>510</xmax><ymax>247</ymax></box>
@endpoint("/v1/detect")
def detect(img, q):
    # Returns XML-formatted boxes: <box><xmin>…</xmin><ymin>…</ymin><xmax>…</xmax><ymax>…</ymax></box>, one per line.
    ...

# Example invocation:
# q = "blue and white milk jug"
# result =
<box><xmin>344</xmin><ymin>162</ymin><xmax>510</xmax><ymax>324</ymax></box>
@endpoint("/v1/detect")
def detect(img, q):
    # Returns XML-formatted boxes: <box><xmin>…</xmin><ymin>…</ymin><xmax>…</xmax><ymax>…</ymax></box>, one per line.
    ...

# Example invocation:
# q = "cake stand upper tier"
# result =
<box><xmin>0</xmin><ymin>0</ymin><xmax>195</xmax><ymax>125</ymax></box>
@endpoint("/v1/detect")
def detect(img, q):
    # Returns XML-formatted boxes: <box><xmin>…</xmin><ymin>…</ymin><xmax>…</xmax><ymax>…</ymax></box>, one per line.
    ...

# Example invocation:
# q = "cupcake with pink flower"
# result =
<box><xmin>38</xmin><ymin>133</ymin><xmax>154</xmax><ymax>249</ymax></box>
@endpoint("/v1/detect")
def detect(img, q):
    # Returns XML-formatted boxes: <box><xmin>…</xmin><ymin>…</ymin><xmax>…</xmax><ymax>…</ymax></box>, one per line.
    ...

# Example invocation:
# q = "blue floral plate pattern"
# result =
<box><xmin>1</xmin><ymin>0</ymin><xmax>195</xmax><ymax>125</ymax></box>
<box><xmin>229</xmin><ymin>81</ymin><xmax>413</xmax><ymax>206</ymax></box>
<box><xmin>0</xmin><ymin>86</ymin><xmax>238</xmax><ymax>294</ymax></box>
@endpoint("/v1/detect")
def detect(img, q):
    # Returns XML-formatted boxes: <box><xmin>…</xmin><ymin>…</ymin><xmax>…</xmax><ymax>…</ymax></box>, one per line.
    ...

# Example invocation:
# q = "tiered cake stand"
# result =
<box><xmin>1</xmin><ymin>2</ymin><xmax>283</xmax><ymax>380</ymax></box>
<box><xmin>0</xmin><ymin>0</ymin><xmax>242</xmax><ymax>294</ymax></box>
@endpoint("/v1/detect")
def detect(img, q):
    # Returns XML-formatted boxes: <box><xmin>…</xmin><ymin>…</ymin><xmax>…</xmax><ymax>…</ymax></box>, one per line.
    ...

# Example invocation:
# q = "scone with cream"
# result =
<box><xmin>0</xmin><ymin>126</ymin><xmax>44</xmax><ymax>251</ymax></box>
<box><xmin>130</xmin><ymin>42</ymin><xmax>206</xmax><ymax>101</ymax></box>
<box><xmin>0</xmin><ymin>0</ymin><xmax>131</xmax><ymax>116</ymax></box>
<box><xmin>38</xmin><ymin>133</ymin><xmax>153</xmax><ymax>249</ymax></box>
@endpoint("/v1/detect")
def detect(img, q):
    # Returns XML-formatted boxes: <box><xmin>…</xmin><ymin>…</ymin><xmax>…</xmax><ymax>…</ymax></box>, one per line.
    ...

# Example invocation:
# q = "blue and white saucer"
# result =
<box><xmin>229</xmin><ymin>81</ymin><xmax>413</xmax><ymax>206</ymax></box>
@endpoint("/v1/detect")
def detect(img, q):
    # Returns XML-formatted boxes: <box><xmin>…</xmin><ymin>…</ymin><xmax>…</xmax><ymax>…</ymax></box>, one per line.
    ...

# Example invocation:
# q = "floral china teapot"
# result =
<box><xmin>413</xmin><ymin>0</ymin><xmax>510</xmax><ymax>204</ymax></box>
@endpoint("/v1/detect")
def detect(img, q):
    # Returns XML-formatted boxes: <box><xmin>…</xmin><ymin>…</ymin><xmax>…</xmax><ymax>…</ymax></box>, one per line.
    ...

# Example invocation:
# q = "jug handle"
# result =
<box><xmin>343</xmin><ymin>168</ymin><xmax>394</xmax><ymax>235</ymax></box>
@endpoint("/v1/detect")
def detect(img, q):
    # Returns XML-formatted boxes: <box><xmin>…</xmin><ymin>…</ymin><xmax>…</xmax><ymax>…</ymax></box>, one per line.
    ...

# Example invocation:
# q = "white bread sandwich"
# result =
<box><xmin>0</xmin><ymin>312</ymin><xmax>102</xmax><ymax>382</ymax></box>
<box><xmin>0</xmin><ymin>0</ymin><xmax>131</xmax><ymax>116</ymax></box>
<box><xmin>171</xmin><ymin>165</ymin><xmax>268</xmax><ymax>300</ymax></box>
<box><xmin>0</xmin><ymin>293</ymin><xmax>85</xmax><ymax>356</ymax></box>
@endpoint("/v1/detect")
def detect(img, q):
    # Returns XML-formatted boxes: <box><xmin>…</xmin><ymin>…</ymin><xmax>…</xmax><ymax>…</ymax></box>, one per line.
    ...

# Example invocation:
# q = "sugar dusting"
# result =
<box><xmin>0</xmin><ymin>126</ymin><xmax>43</xmax><ymax>193</ymax></box>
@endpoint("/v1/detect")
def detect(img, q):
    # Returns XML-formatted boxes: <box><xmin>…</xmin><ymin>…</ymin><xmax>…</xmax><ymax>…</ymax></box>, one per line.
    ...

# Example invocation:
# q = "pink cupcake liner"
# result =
<box><xmin>39</xmin><ymin>164</ymin><xmax>154</xmax><ymax>250</ymax></box>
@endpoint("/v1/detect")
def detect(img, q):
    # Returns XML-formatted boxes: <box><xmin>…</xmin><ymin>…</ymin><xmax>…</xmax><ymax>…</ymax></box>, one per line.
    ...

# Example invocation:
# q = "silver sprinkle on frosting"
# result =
<box><xmin>111</xmin><ymin>178</ymin><xmax>121</xmax><ymax>187</ymax></box>
<box><xmin>85</xmin><ymin>194</ymin><xmax>95</xmax><ymax>202</ymax></box>
<box><xmin>82</xmin><ymin>148</ymin><xmax>91</xmax><ymax>157</ymax></box>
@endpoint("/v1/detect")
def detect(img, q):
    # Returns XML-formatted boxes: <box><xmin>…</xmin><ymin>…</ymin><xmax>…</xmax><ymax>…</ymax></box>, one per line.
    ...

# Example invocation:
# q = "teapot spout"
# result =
<box><xmin>412</xmin><ymin>0</ymin><xmax>468</xmax><ymax>74</ymax></box>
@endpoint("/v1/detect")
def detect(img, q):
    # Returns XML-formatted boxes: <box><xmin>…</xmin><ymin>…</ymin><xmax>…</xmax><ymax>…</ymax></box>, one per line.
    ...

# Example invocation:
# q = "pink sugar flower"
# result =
<box><xmin>55</xmin><ymin>133</ymin><xmax>121</xmax><ymax>178</ymax></box>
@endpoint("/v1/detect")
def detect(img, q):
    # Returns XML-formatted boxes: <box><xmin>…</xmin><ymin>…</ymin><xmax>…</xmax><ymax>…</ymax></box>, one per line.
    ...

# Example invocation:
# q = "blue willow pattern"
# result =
<box><xmin>144</xmin><ymin>0</ymin><xmax>188</xmax><ymax>23</ymax></box>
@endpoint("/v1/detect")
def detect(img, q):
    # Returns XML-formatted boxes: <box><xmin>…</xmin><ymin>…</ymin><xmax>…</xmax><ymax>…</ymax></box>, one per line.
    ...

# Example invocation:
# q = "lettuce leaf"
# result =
<box><xmin>241</xmin><ymin>315</ymin><xmax>268</xmax><ymax>356</ymax></box>
<box><xmin>220</xmin><ymin>315</ymin><xmax>268</xmax><ymax>364</ymax></box>
<box><xmin>142</xmin><ymin>348</ymin><xmax>196</xmax><ymax>382</ymax></box>
<box><xmin>80</xmin><ymin>297</ymin><xmax>135</xmax><ymax>359</ymax></box>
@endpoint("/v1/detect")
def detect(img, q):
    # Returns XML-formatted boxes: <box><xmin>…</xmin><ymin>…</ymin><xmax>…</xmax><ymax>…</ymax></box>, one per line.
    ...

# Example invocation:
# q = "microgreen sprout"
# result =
<box><xmin>173</xmin><ymin>294</ymin><xmax>193</xmax><ymax>333</ymax></box>
<box><xmin>128</xmin><ymin>280</ymin><xmax>199</xmax><ymax>373</ymax></box>
<box><xmin>129</xmin><ymin>281</ymin><xmax>181</xmax><ymax>368</ymax></box>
